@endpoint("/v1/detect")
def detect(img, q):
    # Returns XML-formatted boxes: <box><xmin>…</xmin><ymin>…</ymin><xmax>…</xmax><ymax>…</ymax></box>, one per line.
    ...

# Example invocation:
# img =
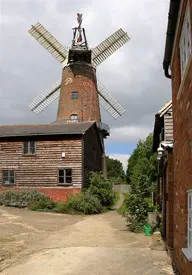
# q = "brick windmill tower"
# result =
<box><xmin>28</xmin><ymin>14</ymin><xmax>130</xmax><ymax>174</ymax></box>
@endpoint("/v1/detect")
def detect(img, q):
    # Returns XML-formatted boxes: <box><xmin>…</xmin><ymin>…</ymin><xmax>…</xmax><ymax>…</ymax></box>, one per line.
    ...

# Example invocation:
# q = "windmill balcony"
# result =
<box><xmin>96</xmin><ymin>121</ymin><xmax>110</xmax><ymax>138</ymax></box>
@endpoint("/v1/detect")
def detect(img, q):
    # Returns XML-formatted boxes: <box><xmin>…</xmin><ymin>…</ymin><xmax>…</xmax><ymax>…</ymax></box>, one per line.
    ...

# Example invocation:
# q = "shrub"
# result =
<box><xmin>127</xmin><ymin>215</ymin><xmax>146</xmax><ymax>233</ymax></box>
<box><xmin>28</xmin><ymin>197</ymin><xmax>55</xmax><ymax>211</ymax></box>
<box><xmin>88</xmin><ymin>172</ymin><xmax>115</xmax><ymax>207</ymax></box>
<box><xmin>125</xmin><ymin>193</ymin><xmax>148</xmax><ymax>220</ymax></box>
<box><xmin>0</xmin><ymin>189</ymin><xmax>102</xmax><ymax>215</ymax></box>
<box><xmin>53</xmin><ymin>202</ymin><xmax>68</xmax><ymax>213</ymax></box>
<box><xmin>0</xmin><ymin>189</ymin><xmax>51</xmax><ymax>208</ymax></box>
<box><xmin>123</xmin><ymin>192</ymin><xmax>149</xmax><ymax>232</ymax></box>
<box><xmin>65</xmin><ymin>191</ymin><xmax>102</xmax><ymax>215</ymax></box>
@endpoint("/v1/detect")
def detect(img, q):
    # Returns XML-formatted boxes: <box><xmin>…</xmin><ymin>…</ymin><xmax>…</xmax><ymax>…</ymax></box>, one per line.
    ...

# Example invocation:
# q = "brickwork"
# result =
<box><xmin>170</xmin><ymin>0</ymin><xmax>192</xmax><ymax>273</ymax></box>
<box><xmin>57</xmin><ymin>64</ymin><xmax>101</xmax><ymax>122</ymax></box>
<box><xmin>0</xmin><ymin>186</ymin><xmax>81</xmax><ymax>202</ymax></box>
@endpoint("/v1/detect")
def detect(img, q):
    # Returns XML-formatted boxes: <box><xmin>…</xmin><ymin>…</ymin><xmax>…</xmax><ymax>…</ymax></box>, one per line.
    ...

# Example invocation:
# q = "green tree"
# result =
<box><xmin>126</xmin><ymin>134</ymin><xmax>157</xmax><ymax>196</ymax></box>
<box><xmin>122</xmin><ymin>134</ymin><xmax>158</xmax><ymax>232</ymax></box>
<box><xmin>106</xmin><ymin>156</ymin><xmax>125</xmax><ymax>181</ymax></box>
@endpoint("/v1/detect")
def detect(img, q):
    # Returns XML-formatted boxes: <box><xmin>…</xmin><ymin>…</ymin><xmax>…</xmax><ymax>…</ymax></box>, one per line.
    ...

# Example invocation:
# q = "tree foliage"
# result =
<box><xmin>123</xmin><ymin>134</ymin><xmax>158</xmax><ymax>232</ymax></box>
<box><xmin>106</xmin><ymin>156</ymin><xmax>125</xmax><ymax>181</ymax></box>
<box><xmin>126</xmin><ymin>134</ymin><xmax>157</xmax><ymax>197</ymax></box>
<box><xmin>88</xmin><ymin>172</ymin><xmax>115</xmax><ymax>207</ymax></box>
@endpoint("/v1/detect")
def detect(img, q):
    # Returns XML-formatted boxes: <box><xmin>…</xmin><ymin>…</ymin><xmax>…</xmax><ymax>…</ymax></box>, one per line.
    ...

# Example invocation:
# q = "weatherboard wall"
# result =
<box><xmin>0</xmin><ymin>136</ymin><xmax>83</xmax><ymax>201</ymax></box>
<box><xmin>164</xmin><ymin>107</ymin><xmax>173</xmax><ymax>141</ymax></box>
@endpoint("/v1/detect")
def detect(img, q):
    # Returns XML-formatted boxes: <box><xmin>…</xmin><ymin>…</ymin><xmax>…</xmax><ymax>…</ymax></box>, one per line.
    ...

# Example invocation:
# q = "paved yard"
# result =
<box><xmin>0</xmin><ymin>206</ymin><xmax>173</xmax><ymax>275</ymax></box>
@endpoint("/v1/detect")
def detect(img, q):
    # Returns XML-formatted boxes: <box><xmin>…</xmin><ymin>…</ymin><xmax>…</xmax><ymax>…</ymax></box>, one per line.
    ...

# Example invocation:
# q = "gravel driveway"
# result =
<box><xmin>0</xmin><ymin>206</ymin><xmax>173</xmax><ymax>274</ymax></box>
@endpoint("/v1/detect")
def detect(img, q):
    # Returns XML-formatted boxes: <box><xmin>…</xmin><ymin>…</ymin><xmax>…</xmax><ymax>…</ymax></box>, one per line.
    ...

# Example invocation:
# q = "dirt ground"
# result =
<box><xmin>0</xmin><ymin>206</ymin><xmax>174</xmax><ymax>275</ymax></box>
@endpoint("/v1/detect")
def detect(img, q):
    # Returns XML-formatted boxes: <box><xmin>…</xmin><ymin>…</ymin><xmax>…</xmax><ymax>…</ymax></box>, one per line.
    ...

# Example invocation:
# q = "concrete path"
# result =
<box><xmin>0</xmin><ymin>207</ymin><xmax>173</xmax><ymax>275</ymax></box>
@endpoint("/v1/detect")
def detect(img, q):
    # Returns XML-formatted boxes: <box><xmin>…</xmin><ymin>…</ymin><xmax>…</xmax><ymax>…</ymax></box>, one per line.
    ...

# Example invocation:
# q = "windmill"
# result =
<box><xmin>28</xmin><ymin>14</ymin><xmax>130</xmax><ymax>133</ymax></box>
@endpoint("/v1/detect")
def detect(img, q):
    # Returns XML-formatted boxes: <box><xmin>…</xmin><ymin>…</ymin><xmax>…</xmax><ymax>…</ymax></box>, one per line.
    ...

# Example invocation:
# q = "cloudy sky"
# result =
<box><xmin>0</xmin><ymin>0</ymin><xmax>171</xmax><ymax>171</ymax></box>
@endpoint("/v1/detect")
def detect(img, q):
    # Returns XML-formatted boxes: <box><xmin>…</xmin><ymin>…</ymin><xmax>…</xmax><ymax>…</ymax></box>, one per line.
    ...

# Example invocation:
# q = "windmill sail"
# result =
<box><xmin>97</xmin><ymin>81</ymin><xmax>125</xmax><ymax>119</ymax></box>
<box><xmin>29</xmin><ymin>78</ymin><xmax>125</xmax><ymax>119</ymax></box>
<box><xmin>28</xmin><ymin>80</ymin><xmax>61</xmax><ymax>114</ymax></box>
<box><xmin>92</xmin><ymin>28</ymin><xmax>129</xmax><ymax>67</ymax></box>
<box><xmin>28</xmin><ymin>19</ymin><xmax>128</xmax><ymax>119</ymax></box>
<box><xmin>29</xmin><ymin>23</ymin><xmax>68</xmax><ymax>64</ymax></box>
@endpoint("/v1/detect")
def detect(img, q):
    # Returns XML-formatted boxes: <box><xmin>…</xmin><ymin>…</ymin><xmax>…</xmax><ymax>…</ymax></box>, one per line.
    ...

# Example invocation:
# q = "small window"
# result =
<box><xmin>179</xmin><ymin>2</ymin><xmax>192</xmax><ymax>78</ymax></box>
<box><xmin>72</xmin><ymin>91</ymin><xmax>78</xmax><ymax>100</ymax></box>
<box><xmin>2</xmin><ymin>170</ymin><xmax>15</xmax><ymax>185</ymax></box>
<box><xmin>188</xmin><ymin>192</ymin><xmax>192</xmax><ymax>248</ymax></box>
<box><xmin>70</xmin><ymin>114</ymin><xmax>78</xmax><ymax>121</ymax></box>
<box><xmin>58</xmin><ymin>168</ymin><xmax>72</xmax><ymax>185</ymax></box>
<box><xmin>23</xmin><ymin>141</ymin><xmax>36</xmax><ymax>155</ymax></box>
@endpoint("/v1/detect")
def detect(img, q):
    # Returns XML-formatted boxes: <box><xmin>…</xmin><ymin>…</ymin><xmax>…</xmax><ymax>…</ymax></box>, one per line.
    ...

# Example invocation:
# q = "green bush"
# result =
<box><xmin>88</xmin><ymin>172</ymin><xmax>115</xmax><ymax>207</ymax></box>
<box><xmin>65</xmin><ymin>191</ymin><xmax>102</xmax><ymax>215</ymax></box>
<box><xmin>110</xmin><ymin>176</ymin><xmax>124</xmax><ymax>185</ymax></box>
<box><xmin>0</xmin><ymin>189</ymin><xmax>51</xmax><ymax>208</ymax></box>
<box><xmin>28</xmin><ymin>197</ymin><xmax>55</xmax><ymax>211</ymax></box>
<box><xmin>0</xmin><ymin>189</ymin><xmax>102</xmax><ymax>215</ymax></box>
<box><xmin>0</xmin><ymin>171</ymin><xmax>117</xmax><ymax>216</ymax></box>
<box><xmin>53</xmin><ymin>192</ymin><xmax>103</xmax><ymax>215</ymax></box>
<box><xmin>53</xmin><ymin>202</ymin><xmax>68</xmax><ymax>213</ymax></box>
<box><xmin>123</xmin><ymin>192</ymin><xmax>149</xmax><ymax>232</ymax></box>
<box><xmin>127</xmin><ymin>215</ymin><xmax>146</xmax><ymax>233</ymax></box>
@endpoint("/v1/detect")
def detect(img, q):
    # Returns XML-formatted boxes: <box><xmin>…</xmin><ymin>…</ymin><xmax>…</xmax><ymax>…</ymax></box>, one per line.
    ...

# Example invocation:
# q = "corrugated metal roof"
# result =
<box><xmin>0</xmin><ymin>121</ymin><xmax>95</xmax><ymax>138</ymax></box>
<box><xmin>158</xmin><ymin>100</ymin><xmax>172</xmax><ymax>117</ymax></box>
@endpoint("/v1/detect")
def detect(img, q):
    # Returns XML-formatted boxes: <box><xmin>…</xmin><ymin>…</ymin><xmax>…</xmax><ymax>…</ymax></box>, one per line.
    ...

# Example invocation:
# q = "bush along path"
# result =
<box><xmin>0</xmin><ymin>172</ymin><xmax>118</xmax><ymax>215</ymax></box>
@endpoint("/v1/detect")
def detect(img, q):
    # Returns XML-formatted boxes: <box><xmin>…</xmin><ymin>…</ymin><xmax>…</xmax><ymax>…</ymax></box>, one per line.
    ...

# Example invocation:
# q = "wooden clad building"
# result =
<box><xmin>153</xmin><ymin>100</ymin><xmax>173</xmax><ymax>151</ymax></box>
<box><xmin>0</xmin><ymin>121</ymin><xmax>103</xmax><ymax>201</ymax></box>
<box><xmin>153</xmin><ymin>100</ymin><xmax>174</xmax><ymax>253</ymax></box>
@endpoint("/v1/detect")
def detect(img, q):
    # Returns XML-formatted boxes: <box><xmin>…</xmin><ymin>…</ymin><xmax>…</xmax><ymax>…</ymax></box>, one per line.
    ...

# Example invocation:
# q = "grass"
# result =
<box><xmin>117</xmin><ymin>193</ymin><xmax>129</xmax><ymax>215</ymax></box>
<box><xmin>114</xmin><ymin>191</ymin><xmax>120</xmax><ymax>205</ymax></box>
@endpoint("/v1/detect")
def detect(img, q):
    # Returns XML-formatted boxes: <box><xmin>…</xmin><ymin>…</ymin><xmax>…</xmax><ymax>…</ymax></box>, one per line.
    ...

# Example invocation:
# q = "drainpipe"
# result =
<box><xmin>163</xmin><ymin>0</ymin><xmax>181</xmax><ymax>78</ymax></box>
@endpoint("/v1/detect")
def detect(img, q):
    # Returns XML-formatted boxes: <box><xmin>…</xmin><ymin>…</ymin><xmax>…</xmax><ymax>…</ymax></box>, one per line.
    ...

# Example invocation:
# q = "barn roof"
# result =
<box><xmin>0</xmin><ymin>121</ymin><xmax>95</xmax><ymax>138</ymax></box>
<box><xmin>157</xmin><ymin>100</ymin><xmax>172</xmax><ymax>117</ymax></box>
<box><xmin>153</xmin><ymin>100</ymin><xmax>173</xmax><ymax>152</ymax></box>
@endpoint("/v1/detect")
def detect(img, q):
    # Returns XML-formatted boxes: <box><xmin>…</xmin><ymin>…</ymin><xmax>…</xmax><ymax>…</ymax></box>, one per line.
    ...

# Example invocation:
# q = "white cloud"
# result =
<box><xmin>109</xmin><ymin>125</ymin><xmax>152</xmax><ymax>142</ymax></box>
<box><xmin>108</xmin><ymin>154</ymin><xmax>130</xmax><ymax>172</ymax></box>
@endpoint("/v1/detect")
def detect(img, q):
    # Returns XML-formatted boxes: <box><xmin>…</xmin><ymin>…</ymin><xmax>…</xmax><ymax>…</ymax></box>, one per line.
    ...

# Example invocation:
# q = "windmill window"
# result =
<box><xmin>72</xmin><ymin>91</ymin><xmax>79</xmax><ymax>99</ymax></box>
<box><xmin>23</xmin><ymin>141</ymin><xmax>36</xmax><ymax>155</ymax></box>
<box><xmin>70</xmin><ymin>114</ymin><xmax>78</xmax><ymax>121</ymax></box>
<box><xmin>58</xmin><ymin>168</ymin><xmax>72</xmax><ymax>185</ymax></box>
<box><xmin>2</xmin><ymin>170</ymin><xmax>15</xmax><ymax>185</ymax></box>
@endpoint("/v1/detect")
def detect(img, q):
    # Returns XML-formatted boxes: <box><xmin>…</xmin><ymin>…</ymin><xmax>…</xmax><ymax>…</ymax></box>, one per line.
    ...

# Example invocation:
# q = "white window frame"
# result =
<box><xmin>2</xmin><ymin>170</ymin><xmax>15</xmax><ymax>185</ymax></box>
<box><xmin>179</xmin><ymin>1</ymin><xmax>192</xmax><ymax>78</ymax></box>
<box><xmin>182</xmin><ymin>190</ymin><xmax>192</xmax><ymax>261</ymax></box>
<box><xmin>23</xmin><ymin>141</ymin><xmax>36</xmax><ymax>155</ymax></box>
